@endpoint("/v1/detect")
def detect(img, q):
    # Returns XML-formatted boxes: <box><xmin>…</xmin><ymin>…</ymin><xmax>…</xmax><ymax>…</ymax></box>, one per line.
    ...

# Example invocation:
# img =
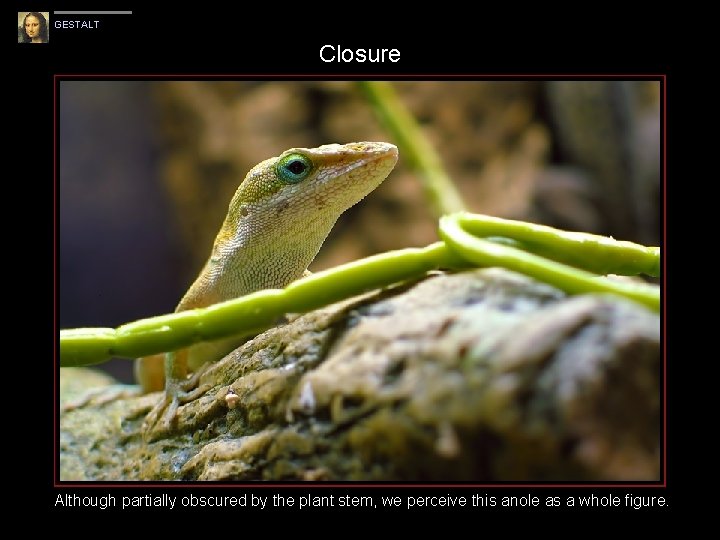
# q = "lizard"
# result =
<box><xmin>139</xmin><ymin>141</ymin><xmax>398</xmax><ymax>439</ymax></box>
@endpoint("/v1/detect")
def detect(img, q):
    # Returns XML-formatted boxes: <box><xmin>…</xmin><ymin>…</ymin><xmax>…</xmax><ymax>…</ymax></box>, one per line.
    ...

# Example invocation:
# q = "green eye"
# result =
<box><xmin>276</xmin><ymin>153</ymin><xmax>313</xmax><ymax>184</ymax></box>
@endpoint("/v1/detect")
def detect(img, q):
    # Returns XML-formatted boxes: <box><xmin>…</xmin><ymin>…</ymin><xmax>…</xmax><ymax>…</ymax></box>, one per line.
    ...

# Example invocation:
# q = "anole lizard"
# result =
<box><xmin>140</xmin><ymin>141</ymin><xmax>398</xmax><ymax>438</ymax></box>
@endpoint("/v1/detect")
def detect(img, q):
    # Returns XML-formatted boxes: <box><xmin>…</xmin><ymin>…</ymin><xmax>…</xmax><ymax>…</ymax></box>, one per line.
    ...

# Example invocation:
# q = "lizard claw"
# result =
<box><xmin>142</xmin><ymin>364</ymin><xmax>211</xmax><ymax>442</ymax></box>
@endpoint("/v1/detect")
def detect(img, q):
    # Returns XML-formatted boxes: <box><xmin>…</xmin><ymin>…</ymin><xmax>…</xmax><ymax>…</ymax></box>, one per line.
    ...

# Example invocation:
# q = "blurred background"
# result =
<box><xmin>59</xmin><ymin>80</ymin><xmax>661</xmax><ymax>382</ymax></box>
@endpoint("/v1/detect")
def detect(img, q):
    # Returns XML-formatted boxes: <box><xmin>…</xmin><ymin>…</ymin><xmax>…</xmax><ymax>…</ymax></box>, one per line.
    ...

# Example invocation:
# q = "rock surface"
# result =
<box><xmin>60</xmin><ymin>269</ymin><xmax>660</xmax><ymax>481</ymax></box>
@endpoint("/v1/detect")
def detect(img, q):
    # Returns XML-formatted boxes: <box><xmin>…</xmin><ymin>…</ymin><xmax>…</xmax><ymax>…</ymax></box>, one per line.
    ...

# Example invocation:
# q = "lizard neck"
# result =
<box><xmin>177</xmin><ymin>211</ymin><xmax>337</xmax><ymax>311</ymax></box>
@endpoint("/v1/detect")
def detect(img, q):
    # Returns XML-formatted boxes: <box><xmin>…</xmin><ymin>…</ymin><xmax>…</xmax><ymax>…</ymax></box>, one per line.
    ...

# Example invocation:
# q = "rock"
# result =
<box><xmin>59</xmin><ymin>367</ymin><xmax>117</xmax><ymax>407</ymax></box>
<box><xmin>59</xmin><ymin>268</ymin><xmax>660</xmax><ymax>481</ymax></box>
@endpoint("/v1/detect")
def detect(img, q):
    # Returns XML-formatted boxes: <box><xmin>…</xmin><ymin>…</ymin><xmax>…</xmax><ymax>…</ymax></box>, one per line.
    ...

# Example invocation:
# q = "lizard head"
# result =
<box><xmin>216</xmin><ymin>142</ymin><xmax>398</xmax><ymax>252</ymax></box>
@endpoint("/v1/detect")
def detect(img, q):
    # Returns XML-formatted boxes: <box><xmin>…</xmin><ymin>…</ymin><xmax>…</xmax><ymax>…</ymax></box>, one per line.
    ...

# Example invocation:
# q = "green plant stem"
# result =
<box><xmin>439</xmin><ymin>213</ymin><xmax>660</xmax><ymax>311</ymax></box>
<box><xmin>60</xmin><ymin>212</ymin><xmax>660</xmax><ymax>367</ymax></box>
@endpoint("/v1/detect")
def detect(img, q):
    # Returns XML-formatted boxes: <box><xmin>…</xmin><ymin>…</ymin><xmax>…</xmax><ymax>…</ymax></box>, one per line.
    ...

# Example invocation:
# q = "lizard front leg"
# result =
<box><xmin>142</xmin><ymin>348</ymin><xmax>211</xmax><ymax>441</ymax></box>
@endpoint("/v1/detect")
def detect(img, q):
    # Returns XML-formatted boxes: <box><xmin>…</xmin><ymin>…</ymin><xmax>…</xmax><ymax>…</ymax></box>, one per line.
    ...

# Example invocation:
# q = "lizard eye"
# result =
<box><xmin>276</xmin><ymin>153</ymin><xmax>313</xmax><ymax>184</ymax></box>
